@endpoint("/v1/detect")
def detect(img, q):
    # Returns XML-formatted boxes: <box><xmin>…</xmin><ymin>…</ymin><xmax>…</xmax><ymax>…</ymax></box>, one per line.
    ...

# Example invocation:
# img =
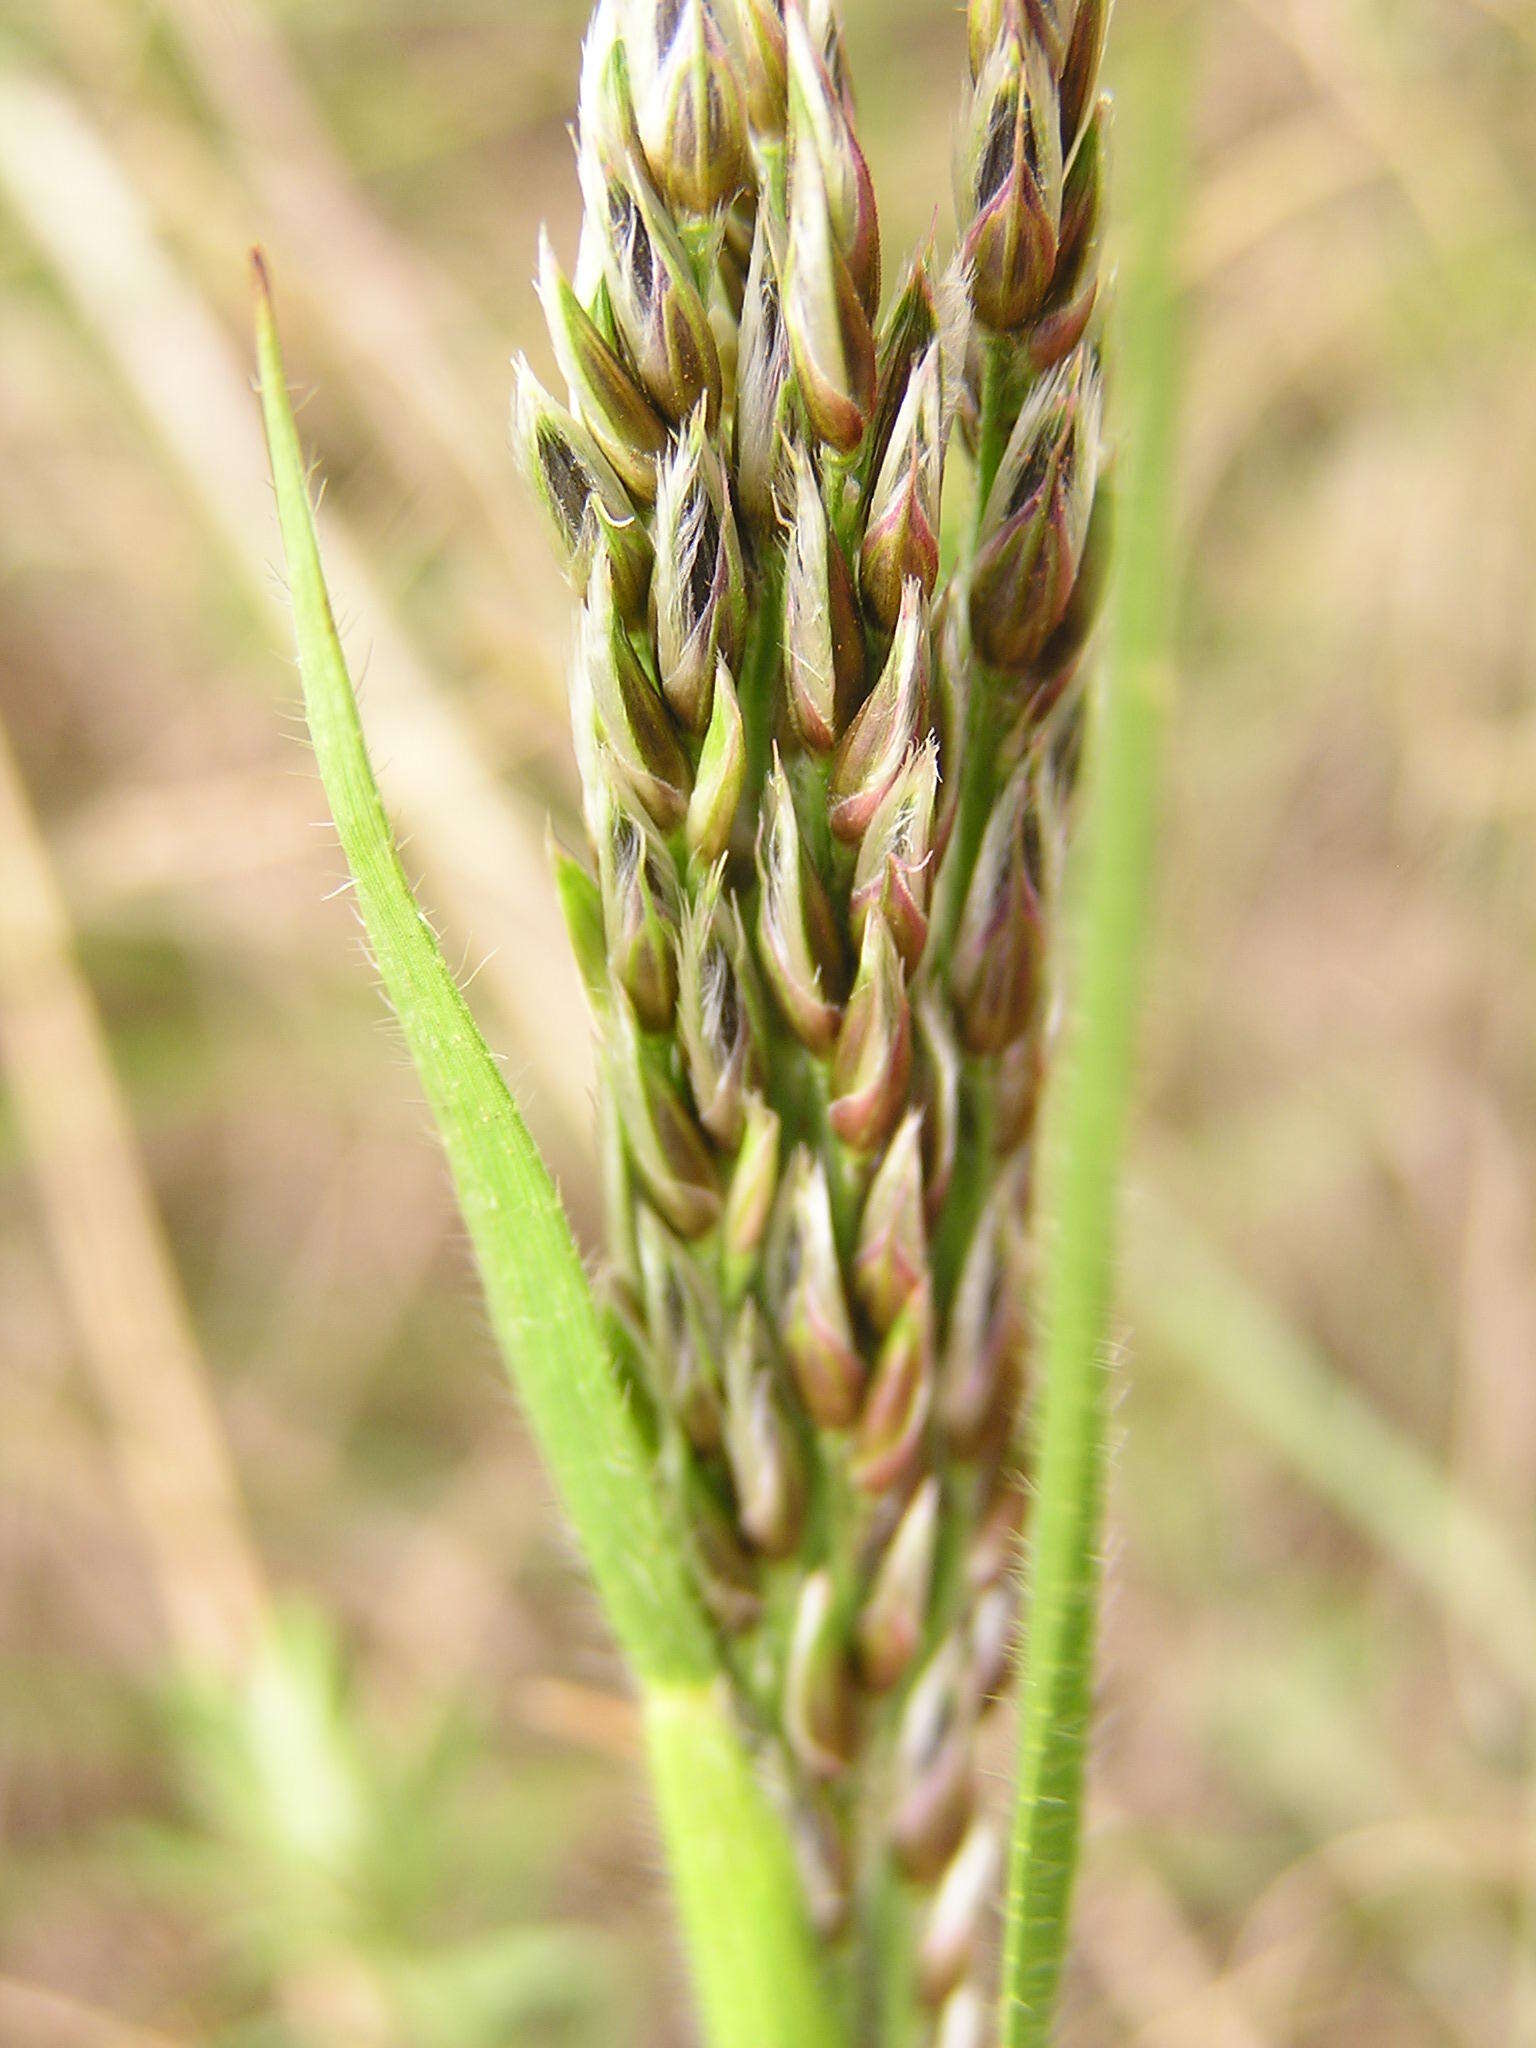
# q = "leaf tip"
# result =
<box><xmin>251</xmin><ymin>248</ymin><xmax>281</xmax><ymax>382</ymax></box>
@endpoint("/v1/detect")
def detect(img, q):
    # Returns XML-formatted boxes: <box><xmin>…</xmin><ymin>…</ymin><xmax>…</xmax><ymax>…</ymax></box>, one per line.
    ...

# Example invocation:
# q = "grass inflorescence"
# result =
<box><xmin>513</xmin><ymin>3</ymin><xmax>1116</xmax><ymax>2039</ymax></box>
<box><xmin>259</xmin><ymin>0</ymin><xmax>1145</xmax><ymax>2041</ymax></box>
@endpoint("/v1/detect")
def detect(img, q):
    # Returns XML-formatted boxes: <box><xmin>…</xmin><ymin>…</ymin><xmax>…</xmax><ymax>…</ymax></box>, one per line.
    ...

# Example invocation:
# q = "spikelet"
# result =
<box><xmin>520</xmin><ymin>1</ymin><xmax>1113</xmax><ymax>2033</ymax></box>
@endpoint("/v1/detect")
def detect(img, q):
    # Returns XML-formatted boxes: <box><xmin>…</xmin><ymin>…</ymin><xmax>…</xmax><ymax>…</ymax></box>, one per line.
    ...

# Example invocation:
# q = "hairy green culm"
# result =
<box><xmin>515</xmin><ymin>3</ymin><xmax>1112</xmax><ymax>2040</ymax></box>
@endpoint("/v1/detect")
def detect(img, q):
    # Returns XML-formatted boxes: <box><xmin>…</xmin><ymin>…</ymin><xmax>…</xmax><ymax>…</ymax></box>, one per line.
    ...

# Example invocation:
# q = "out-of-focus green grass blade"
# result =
<box><xmin>251</xmin><ymin>251</ymin><xmax>712</xmax><ymax>1695</ymax></box>
<box><xmin>253</xmin><ymin>258</ymin><xmax>847</xmax><ymax>2048</ymax></box>
<box><xmin>1130</xmin><ymin>1191</ymin><xmax>1536</xmax><ymax>1698</ymax></box>
<box><xmin>998</xmin><ymin>20</ymin><xmax>1195</xmax><ymax>2046</ymax></box>
<box><xmin>386</xmin><ymin>1924</ymin><xmax>614</xmax><ymax>2043</ymax></box>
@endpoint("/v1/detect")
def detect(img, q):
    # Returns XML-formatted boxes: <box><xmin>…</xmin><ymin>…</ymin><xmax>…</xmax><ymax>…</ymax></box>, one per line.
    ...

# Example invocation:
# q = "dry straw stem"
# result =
<box><xmin>1074</xmin><ymin>1844</ymin><xmax>1273</xmax><ymax>2048</ymax></box>
<box><xmin>0</xmin><ymin>715</ymin><xmax>268</xmax><ymax>1681</ymax></box>
<box><xmin>150</xmin><ymin>0</ymin><xmax>565</xmax><ymax>631</ymax></box>
<box><xmin>253</xmin><ymin>256</ymin><xmax>845</xmax><ymax>2048</ymax></box>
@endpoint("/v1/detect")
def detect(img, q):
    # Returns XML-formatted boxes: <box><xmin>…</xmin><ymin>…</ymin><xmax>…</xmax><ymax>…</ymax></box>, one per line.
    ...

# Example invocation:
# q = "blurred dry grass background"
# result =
<box><xmin>1</xmin><ymin>0</ymin><xmax>1534</xmax><ymax>2042</ymax></box>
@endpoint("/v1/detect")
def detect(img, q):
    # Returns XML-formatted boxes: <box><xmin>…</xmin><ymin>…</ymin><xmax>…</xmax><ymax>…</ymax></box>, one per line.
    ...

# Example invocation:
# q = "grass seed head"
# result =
<box><xmin>520</xmin><ymin>0</ymin><xmax>1115</xmax><ymax>2021</ymax></box>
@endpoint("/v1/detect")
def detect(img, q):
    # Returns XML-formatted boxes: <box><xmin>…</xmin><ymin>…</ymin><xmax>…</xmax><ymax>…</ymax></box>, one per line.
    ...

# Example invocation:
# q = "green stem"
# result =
<box><xmin>928</xmin><ymin>335</ymin><xmax>1016</xmax><ymax>978</ymax></box>
<box><xmin>742</xmin><ymin>550</ymin><xmax>785</xmax><ymax>813</ymax></box>
<box><xmin>644</xmin><ymin>1683</ymin><xmax>848</xmax><ymax>2048</ymax></box>
<box><xmin>868</xmin><ymin>1855</ymin><xmax>920</xmax><ymax>2048</ymax></box>
<box><xmin>931</xmin><ymin>1057</ymin><xmax>996</xmax><ymax>1316</ymax></box>
<box><xmin>973</xmin><ymin>334</ymin><xmax>1013</xmax><ymax>527</ymax></box>
<box><xmin>927</xmin><ymin>677</ymin><xmax>1003</xmax><ymax>986</ymax></box>
<box><xmin>997</xmin><ymin>22</ymin><xmax>1193</xmax><ymax>2047</ymax></box>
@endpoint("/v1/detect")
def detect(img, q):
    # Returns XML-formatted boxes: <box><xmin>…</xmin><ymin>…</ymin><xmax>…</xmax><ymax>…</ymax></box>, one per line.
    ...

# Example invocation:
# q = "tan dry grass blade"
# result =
<box><xmin>151</xmin><ymin>0</ymin><xmax>565</xmax><ymax>649</ymax></box>
<box><xmin>0</xmin><ymin>60</ymin><xmax>591</xmax><ymax>1167</ymax></box>
<box><xmin>0</xmin><ymin>1976</ymin><xmax>190</xmax><ymax>2048</ymax></box>
<box><xmin>0</xmin><ymin>715</ymin><xmax>268</xmax><ymax>1678</ymax></box>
